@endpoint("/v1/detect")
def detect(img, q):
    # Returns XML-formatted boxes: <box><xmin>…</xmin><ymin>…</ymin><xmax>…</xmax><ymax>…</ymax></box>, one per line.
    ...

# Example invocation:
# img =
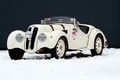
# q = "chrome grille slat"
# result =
<box><xmin>30</xmin><ymin>27</ymin><xmax>38</xmax><ymax>49</ymax></box>
<box><xmin>26</xmin><ymin>27</ymin><xmax>38</xmax><ymax>50</ymax></box>
<box><xmin>26</xmin><ymin>27</ymin><xmax>31</xmax><ymax>49</ymax></box>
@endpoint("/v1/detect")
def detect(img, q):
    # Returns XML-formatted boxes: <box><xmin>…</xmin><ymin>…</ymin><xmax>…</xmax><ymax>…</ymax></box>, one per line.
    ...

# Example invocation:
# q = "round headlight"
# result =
<box><xmin>38</xmin><ymin>33</ymin><xmax>47</xmax><ymax>42</ymax></box>
<box><xmin>16</xmin><ymin>33</ymin><xmax>23</xmax><ymax>42</ymax></box>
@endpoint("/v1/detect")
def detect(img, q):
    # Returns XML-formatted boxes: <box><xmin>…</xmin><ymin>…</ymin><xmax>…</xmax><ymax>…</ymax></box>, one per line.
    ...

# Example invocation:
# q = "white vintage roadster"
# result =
<box><xmin>7</xmin><ymin>16</ymin><xmax>108</xmax><ymax>60</ymax></box>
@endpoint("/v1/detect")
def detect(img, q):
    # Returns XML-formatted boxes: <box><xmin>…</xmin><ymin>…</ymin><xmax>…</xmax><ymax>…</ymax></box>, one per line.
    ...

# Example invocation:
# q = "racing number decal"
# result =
<box><xmin>72</xmin><ymin>28</ymin><xmax>78</xmax><ymax>40</ymax></box>
<box><xmin>72</xmin><ymin>31</ymin><xmax>76</xmax><ymax>40</ymax></box>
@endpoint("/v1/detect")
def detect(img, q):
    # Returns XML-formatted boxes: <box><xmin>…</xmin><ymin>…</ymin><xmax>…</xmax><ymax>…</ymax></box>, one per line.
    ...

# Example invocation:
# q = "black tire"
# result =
<box><xmin>90</xmin><ymin>35</ymin><xmax>103</xmax><ymax>56</ymax></box>
<box><xmin>8</xmin><ymin>48</ymin><xmax>25</xmax><ymax>60</ymax></box>
<box><xmin>51</xmin><ymin>37</ymin><xmax>67</xmax><ymax>59</ymax></box>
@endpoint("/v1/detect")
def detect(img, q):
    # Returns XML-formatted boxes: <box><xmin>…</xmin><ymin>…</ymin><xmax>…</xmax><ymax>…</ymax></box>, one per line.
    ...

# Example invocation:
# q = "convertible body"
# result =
<box><xmin>7</xmin><ymin>16</ymin><xmax>108</xmax><ymax>59</ymax></box>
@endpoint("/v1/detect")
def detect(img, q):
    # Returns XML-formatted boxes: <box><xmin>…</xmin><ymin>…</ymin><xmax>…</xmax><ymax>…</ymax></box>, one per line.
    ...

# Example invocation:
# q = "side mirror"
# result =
<box><xmin>76</xmin><ymin>21</ymin><xmax>80</xmax><ymax>25</ymax></box>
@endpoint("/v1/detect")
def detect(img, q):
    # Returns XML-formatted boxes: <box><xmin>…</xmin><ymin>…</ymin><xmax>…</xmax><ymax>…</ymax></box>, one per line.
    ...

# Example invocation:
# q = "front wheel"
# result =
<box><xmin>51</xmin><ymin>37</ymin><xmax>67</xmax><ymax>59</ymax></box>
<box><xmin>90</xmin><ymin>35</ymin><xmax>103</xmax><ymax>56</ymax></box>
<box><xmin>8</xmin><ymin>48</ymin><xmax>25</xmax><ymax>60</ymax></box>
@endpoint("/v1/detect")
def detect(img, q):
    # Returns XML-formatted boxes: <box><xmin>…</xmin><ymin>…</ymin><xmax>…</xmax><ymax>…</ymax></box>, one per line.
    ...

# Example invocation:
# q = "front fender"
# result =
<box><xmin>7</xmin><ymin>30</ymin><xmax>25</xmax><ymax>50</ymax></box>
<box><xmin>48</xmin><ymin>30</ymin><xmax>67</xmax><ymax>49</ymax></box>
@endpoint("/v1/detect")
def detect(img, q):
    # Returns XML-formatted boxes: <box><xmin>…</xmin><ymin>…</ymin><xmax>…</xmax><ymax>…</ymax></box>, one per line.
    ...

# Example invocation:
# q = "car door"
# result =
<box><xmin>74</xmin><ymin>25</ymin><xmax>89</xmax><ymax>48</ymax></box>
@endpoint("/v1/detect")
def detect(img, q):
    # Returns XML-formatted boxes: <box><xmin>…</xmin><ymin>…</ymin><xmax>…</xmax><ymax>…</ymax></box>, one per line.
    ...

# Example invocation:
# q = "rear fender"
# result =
<box><xmin>87</xmin><ymin>29</ymin><xmax>106</xmax><ymax>49</ymax></box>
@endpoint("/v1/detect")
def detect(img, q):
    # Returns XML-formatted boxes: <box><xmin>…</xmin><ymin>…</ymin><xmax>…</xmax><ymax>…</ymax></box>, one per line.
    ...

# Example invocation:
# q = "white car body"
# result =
<box><xmin>7</xmin><ymin>16</ymin><xmax>108</xmax><ymax>59</ymax></box>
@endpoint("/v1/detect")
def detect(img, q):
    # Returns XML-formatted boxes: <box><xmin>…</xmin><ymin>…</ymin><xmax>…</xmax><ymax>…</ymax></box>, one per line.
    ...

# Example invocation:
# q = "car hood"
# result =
<box><xmin>28</xmin><ymin>24</ymin><xmax>72</xmax><ymax>32</ymax></box>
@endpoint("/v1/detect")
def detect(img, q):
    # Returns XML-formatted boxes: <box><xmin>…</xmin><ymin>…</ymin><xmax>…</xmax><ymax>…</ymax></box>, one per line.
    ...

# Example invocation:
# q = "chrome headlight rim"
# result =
<box><xmin>15</xmin><ymin>33</ymin><xmax>24</xmax><ymax>42</ymax></box>
<box><xmin>38</xmin><ymin>33</ymin><xmax>47</xmax><ymax>42</ymax></box>
<box><xmin>25</xmin><ymin>31</ymin><xmax>32</xmax><ymax>39</ymax></box>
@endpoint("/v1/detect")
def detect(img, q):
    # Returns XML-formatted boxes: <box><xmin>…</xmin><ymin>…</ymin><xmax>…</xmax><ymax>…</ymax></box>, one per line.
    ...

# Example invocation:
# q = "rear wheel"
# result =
<box><xmin>51</xmin><ymin>37</ymin><xmax>67</xmax><ymax>59</ymax></box>
<box><xmin>90</xmin><ymin>35</ymin><xmax>103</xmax><ymax>56</ymax></box>
<box><xmin>8</xmin><ymin>48</ymin><xmax>25</xmax><ymax>60</ymax></box>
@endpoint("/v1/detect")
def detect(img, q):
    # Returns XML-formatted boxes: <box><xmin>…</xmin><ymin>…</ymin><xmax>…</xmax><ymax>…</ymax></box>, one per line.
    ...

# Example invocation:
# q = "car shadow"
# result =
<box><xmin>23</xmin><ymin>52</ymin><xmax>92</xmax><ymax>60</ymax></box>
<box><xmin>65</xmin><ymin>52</ymin><xmax>92</xmax><ymax>59</ymax></box>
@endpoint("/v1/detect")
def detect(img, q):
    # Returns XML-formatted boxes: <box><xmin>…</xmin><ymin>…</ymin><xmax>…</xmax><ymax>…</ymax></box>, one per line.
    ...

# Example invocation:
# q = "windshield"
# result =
<box><xmin>44</xmin><ymin>16</ymin><xmax>75</xmax><ymax>24</ymax></box>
